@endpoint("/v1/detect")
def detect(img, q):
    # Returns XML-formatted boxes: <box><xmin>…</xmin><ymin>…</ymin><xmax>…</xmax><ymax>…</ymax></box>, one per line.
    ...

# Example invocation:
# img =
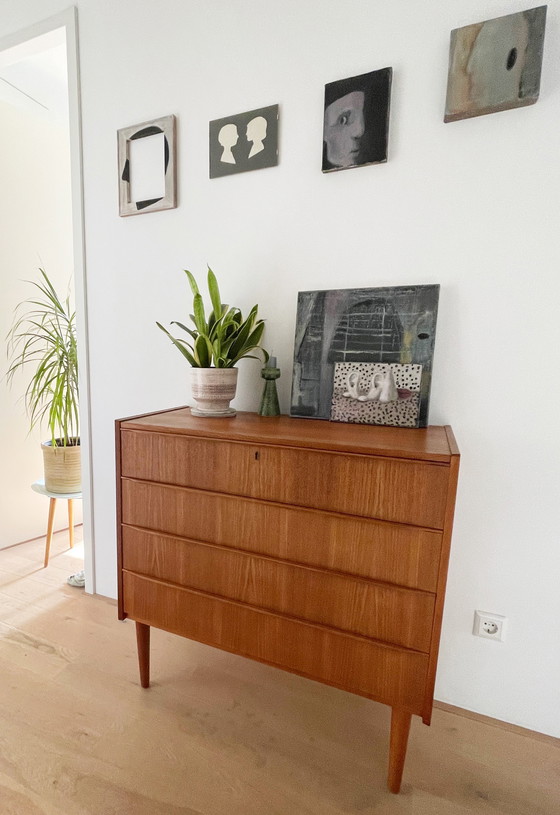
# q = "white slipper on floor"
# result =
<box><xmin>67</xmin><ymin>570</ymin><xmax>85</xmax><ymax>588</ymax></box>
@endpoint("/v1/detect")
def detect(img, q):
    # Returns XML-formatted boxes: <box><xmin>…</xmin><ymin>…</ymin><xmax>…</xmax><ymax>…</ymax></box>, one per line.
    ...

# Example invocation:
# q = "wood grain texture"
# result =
<box><xmin>121</xmin><ymin>478</ymin><xmax>443</xmax><ymax>590</ymax></box>
<box><xmin>4</xmin><ymin>535</ymin><xmax>559</xmax><ymax>815</ymax></box>
<box><xmin>115</xmin><ymin>418</ymin><xmax>125</xmax><ymax>619</ymax></box>
<box><xmin>68</xmin><ymin>499</ymin><xmax>75</xmax><ymax>548</ymax></box>
<box><xmin>388</xmin><ymin>708</ymin><xmax>412</xmax><ymax>793</ymax></box>
<box><xmin>122</xmin><ymin>526</ymin><xmax>436</xmax><ymax>650</ymax></box>
<box><xmin>135</xmin><ymin>621</ymin><xmax>150</xmax><ymax>688</ymax></box>
<box><xmin>422</xmin><ymin>446</ymin><xmax>461</xmax><ymax>723</ymax></box>
<box><xmin>124</xmin><ymin>407</ymin><xmax>453</xmax><ymax>461</ymax></box>
<box><xmin>122</xmin><ymin>571</ymin><xmax>429</xmax><ymax>714</ymax></box>
<box><xmin>434</xmin><ymin>701</ymin><xmax>560</xmax><ymax>746</ymax></box>
<box><xmin>120</xmin><ymin>430</ymin><xmax>449</xmax><ymax>528</ymax></box>
<box><xmin>116</xmin><ymin>409</ymin><xmax>460</xmax><ymax>793</ymax></box>
<box><xmin>43</xmin><ymin>497</ymin><xmax>56</xmax><ymax>567</ymax></box>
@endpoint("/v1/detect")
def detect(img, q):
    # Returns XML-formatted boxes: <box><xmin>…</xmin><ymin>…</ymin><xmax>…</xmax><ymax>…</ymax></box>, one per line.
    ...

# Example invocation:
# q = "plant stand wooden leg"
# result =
<box><xmin>136</xmin><ymin>622</ymin><xmax>150</xmax><ymax>688</ymax></box>
<box><xmin>387</xmin><ymin>707</ymin><xmax>412</xmax><ymax>794</ymax></box>
<box><xmin>44</xmin><ymin>498</ymin><xmax>57</xmax><ymax>568</ymax></box>
<box><xmin>68</xmin><ymin>499</ymin><xmax>75</xmax><ymax>548</ymax></box>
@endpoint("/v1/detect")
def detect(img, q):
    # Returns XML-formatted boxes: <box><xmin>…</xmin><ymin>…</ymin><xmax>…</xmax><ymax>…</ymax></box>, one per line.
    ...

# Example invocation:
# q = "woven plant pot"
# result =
<box><xmin>190</xmin><ymin>368</ymin><xmax>238</xmax><ymax>417</ymax></box>
<box><xmin>42</xmin><ymin>439</ymin><xmax>81</xmax><ymax>494</ymax></box>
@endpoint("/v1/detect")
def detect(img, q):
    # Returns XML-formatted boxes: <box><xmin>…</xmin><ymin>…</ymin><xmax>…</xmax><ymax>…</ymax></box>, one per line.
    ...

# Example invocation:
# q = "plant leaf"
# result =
<box><xmin>184</xmin><ymin>269</ymin><xmax>200</xmax><ymax>297</ymax></box>
<box><xmin>156</xmin><ymin>322</ymin><xmax>198</xmax><ymax>366</ymax></box>
<box><xmin>227</xmin><ymin>317</ymin><xmax>256</xmax><ymax>360</ymax></box>
<box><xmin>194</xmin><ymin>334</ymin><xmax>211</xmax><ymax>367</ymax></box>
<box><xmin>170</xmin><ymin>321</ymin><xmax>197</xmax><ymax>340</ymax></box>
<box><xmin>192</xmin><ymin>293</ymin><xmax>207</xmax><ymax>334</ymax></box>
<box><xmin>207</xmin><ymin>266</ymin><xmax>222</xmax><ymax>320</ymax></box>
<box><xmin>6</xmin><ymin>268</ymin><xmax>79</xmax><ymax>445</ymax></box>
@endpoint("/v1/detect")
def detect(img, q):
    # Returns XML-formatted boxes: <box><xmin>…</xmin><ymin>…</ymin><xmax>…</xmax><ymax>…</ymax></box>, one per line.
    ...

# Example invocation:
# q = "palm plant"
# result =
<box><xmin>6</xmin><ymin>268</ymin><xmax>79</xmax><ymax>448</ymax></box>
<box><xmin>157</xmin><ymin>266</ymin><xmax>268</xmax><ymax>367</ymax></box>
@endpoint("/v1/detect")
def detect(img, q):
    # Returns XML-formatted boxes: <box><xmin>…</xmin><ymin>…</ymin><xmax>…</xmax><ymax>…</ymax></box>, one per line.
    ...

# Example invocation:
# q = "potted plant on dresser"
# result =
<box><xmin>157</xmin><ymin>266</ymin><xmax>268</xmax><ymax>416</ymax></box>
<box><xmin>6</xmin><ymin>269</ymin><xmax>81</xmax><ymax>493</ymax></box>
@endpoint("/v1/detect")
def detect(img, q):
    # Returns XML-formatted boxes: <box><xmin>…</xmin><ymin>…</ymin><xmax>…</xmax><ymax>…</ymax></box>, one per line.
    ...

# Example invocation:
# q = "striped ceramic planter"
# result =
<box><xmin>190</xmin><ymin>368</ymin><xmax>238</xmax><ymax>417</ymax></box>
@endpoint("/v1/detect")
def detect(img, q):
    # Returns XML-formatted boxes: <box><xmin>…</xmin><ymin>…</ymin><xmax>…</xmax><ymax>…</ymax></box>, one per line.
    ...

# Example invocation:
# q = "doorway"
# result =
<box><xmin>0</xmin><ymin>9</ymin><xmax>93</xmax><ymax>593</ymax></box>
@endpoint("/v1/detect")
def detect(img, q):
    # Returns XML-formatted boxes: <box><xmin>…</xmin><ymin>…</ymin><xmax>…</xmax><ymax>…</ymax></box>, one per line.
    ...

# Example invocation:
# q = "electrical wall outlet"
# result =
<box><xmin>473</xmin><ymin>611</ymin><xmax>506</xmax><ymax>641</ymax></box>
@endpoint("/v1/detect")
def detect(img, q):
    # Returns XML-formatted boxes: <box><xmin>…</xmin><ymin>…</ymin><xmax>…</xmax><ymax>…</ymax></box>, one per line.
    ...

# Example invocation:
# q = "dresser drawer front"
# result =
<box><xmin>121</xmin><ymin>479</ymin><xmax>442</xmax><ymax>591</ymax></box>
<box><xmin>123</xmin><ymin>526</ymin><xmax>435</xmax><ymax>650</ymax></box>
<box><xmin>121</xmin><ymin>430</ymin><xmax>449</xmax><ymax>528</ymax></box>
<box><xmin>123</xmin><ymin>572</ymin><xmax>428</xmax><ymax>713</ymax></box>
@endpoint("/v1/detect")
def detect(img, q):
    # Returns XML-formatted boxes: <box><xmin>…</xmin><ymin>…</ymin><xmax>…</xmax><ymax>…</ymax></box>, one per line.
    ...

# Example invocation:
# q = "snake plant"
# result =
<box><xmin>6</xmin><ymin>269</ymin><xmax>79</xmax><ymax>448</ymax></box>
<box><xmin>157</xmin><ymin>266</ymin><xmax>268</xmax><ymax>368</ymax></box>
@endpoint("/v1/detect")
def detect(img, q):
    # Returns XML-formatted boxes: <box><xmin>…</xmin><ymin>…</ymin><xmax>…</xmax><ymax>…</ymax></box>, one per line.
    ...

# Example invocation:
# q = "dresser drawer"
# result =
<box><xmin>121</xmin><ymin>430</ymin><xmax>449</xmax><ymax>528</ymax></box>
<box><xmin>121</xmin><ymin>479</ymin><xmax>442</xmax><ymax>591</ymax></box>
<box><xmin>122</xmin><ymin>571</ymin><xmax>429</xmax><ymax>713</ymax></box>
<box><xmin>122</xmin><ymin>526</ymin><xmax>435</xmax><ymax>651</ymax></box>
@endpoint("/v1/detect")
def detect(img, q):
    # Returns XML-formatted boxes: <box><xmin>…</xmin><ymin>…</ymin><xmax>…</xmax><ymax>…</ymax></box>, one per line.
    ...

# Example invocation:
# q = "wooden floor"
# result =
<box><xmin>0</xmin><ymin>534</ymin><xmax>558</xmax><ymax>815</ymax></box>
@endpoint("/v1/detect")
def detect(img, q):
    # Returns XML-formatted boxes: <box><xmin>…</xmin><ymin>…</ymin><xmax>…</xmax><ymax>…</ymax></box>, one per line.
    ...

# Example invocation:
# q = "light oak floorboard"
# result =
<box><xmin>0</xmin><ymin>535</ymin><xmax>558</xmax><ymax>815</ymax></box>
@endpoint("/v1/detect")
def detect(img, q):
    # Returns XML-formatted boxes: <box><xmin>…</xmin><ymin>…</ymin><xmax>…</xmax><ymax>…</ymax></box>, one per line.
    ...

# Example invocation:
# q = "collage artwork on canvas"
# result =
<box><xmin>290</xmin><ymin>285</ymin><xmax>440</xmax><ymax>428</ymax></box>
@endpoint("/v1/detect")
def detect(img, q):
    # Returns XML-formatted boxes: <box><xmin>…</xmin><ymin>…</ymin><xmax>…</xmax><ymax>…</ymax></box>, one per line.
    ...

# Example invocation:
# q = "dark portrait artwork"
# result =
<box><xmin>322</xmin><ymin>67</ymin><xmax>392</xmax><ymax>173</ymax></box>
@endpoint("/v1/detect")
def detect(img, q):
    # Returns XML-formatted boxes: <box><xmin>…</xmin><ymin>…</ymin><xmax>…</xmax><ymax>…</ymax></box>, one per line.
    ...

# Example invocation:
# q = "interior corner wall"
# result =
<box><xmin>0</xmin><ymin>0</ymin><xmax>558</xmax><ymax>738</ymax></box>
<box><xmin>0</xmin><ymin>100</ymin><xmax>77</xmax><ymax>548</ymax></box>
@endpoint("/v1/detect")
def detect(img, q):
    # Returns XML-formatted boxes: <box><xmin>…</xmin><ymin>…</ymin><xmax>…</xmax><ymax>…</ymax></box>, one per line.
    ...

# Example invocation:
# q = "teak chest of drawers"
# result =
<box><xmin>116</xmin><ymin>407</ymin><xmax>460</xmax><ymax>793</ymax></box>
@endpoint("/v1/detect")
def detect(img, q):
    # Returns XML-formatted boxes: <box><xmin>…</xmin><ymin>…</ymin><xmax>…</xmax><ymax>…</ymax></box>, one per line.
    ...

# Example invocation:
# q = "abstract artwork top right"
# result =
<box><xmin>444</xmin><ymin>6</ymin><xmax>547</xmax><ymax>123</ymax></box>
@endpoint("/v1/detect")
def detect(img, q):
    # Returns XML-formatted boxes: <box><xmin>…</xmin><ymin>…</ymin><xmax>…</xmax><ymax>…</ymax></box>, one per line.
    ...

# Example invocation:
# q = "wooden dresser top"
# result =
<box><xmin>121</xmin><ymin>407</ymin><xmax>459</xmax><ymax>463</ymax></box>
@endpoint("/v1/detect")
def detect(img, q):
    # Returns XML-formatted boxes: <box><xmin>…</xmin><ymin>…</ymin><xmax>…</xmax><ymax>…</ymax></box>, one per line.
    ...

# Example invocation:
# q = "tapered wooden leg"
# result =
<box><xmin>388</xmin><ymin>707</ymin><xmax>412</xmax><ymax>793</ymax></box>
<box><xmin>44</xmin><ymin>498</ymin><xmax>57</xmax><ymax>568</ymax></box>
<box><xmin>68</xmin><ymin>499</ymin><xmax>74</xmax><ymax>548</ymax></box>
<box><xmin>135</xmin><ymin>622</ymin><xmax>150</xmax><ymax>688</ymax></box>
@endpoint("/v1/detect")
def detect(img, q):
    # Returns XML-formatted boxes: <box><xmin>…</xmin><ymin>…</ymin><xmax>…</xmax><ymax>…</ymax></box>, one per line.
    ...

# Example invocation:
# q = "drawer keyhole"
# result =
<box><xmin>255</xmin><ymin>451</ymin><xmax>260</xmax><ymax>461</ymax></box>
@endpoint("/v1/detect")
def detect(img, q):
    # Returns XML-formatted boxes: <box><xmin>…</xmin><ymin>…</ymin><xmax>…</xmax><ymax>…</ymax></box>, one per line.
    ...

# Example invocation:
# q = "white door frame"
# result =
<box><xmin>0</xmin><ymin>7</ymin><xmax>95</xmax><ymax>594</ymax></box>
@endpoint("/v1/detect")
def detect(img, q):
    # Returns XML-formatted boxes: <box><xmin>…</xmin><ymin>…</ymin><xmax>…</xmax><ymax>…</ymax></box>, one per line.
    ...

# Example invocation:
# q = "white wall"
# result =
<box><xmin>0</xmin><ymin>0</ymin><xmax>558</xmax><ymax>737</ymax></box>
<box><xmin>0</xmin><ymin>99</ymin><xmax>77</xmax><ymax>548</ymax></box>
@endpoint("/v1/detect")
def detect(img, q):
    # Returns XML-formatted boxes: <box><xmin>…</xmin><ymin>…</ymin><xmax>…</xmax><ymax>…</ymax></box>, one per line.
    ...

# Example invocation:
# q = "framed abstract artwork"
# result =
<box><xmin>209</xmin><ymin>104</ymin><xmax>279</xmax><ymax>178</ymax></box>
<box><xmin>444</xmin><ymin>6</ymin><xmax>547</xmax><ymax>122</ymax></box>
<box><xmin>290</xmin><ymin>285</ymin><xmax>440</xmax><ymax>427</ymax></box>
<box><xmin>117</xmin><ymin>115</ymin><xmax>177</xmax><ymax>216</ymax></box>
<box><xmin>322</xmin><ymin>67</ymin><xmax>392</xmax><ymax>172</ymax></box>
